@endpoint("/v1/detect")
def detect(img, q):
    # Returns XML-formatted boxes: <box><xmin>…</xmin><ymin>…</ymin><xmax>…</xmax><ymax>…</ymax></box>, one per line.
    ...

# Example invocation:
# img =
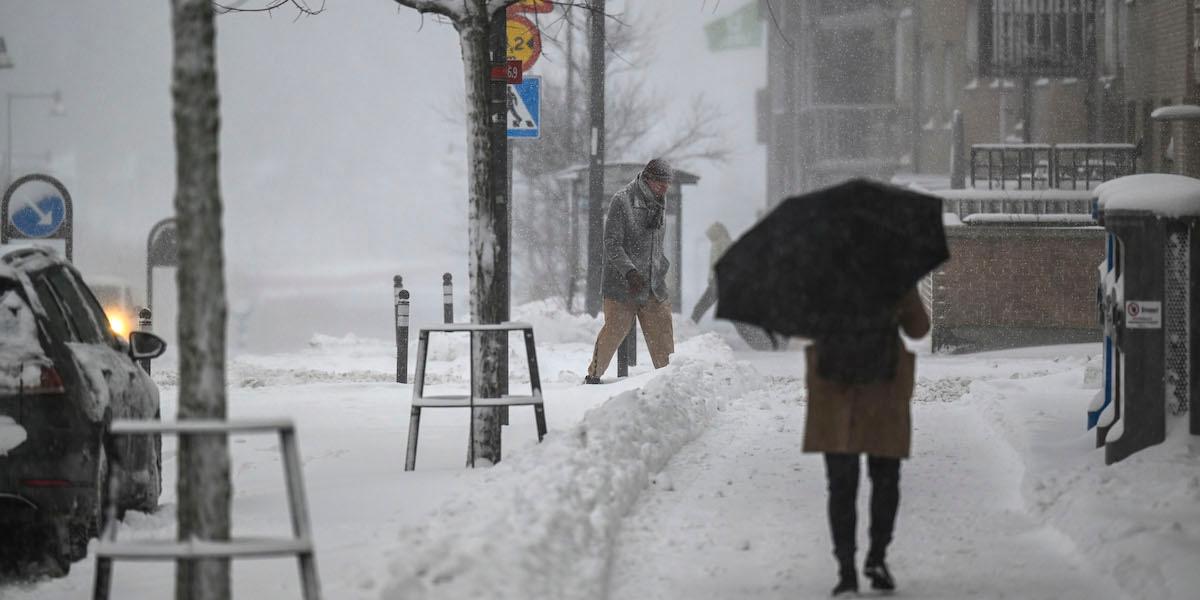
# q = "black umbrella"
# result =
<box><xmin>715</xmin><ymin>178</ymin><xmax>948</xmax><ymax>338</ymax></box>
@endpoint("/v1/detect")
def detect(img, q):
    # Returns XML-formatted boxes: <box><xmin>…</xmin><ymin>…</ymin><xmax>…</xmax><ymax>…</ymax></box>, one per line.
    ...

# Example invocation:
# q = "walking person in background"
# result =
<box><xmin>584</xmin><ymin>158</ymin><xmax>676</xmax><ymax>384</ymax></box>
<box><xmin>689</xmin><ymin>221</ymin><xmax>732</xmax><ymax>323</ymax></box>
<box><xmin>803</xmin><ymin>287</ymin><xmax>931</xmax><ymax>596</ymax></box>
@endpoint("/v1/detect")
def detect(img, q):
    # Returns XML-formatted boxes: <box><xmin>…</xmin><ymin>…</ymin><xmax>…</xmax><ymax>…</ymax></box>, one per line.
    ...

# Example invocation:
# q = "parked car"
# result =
<box><xmin>84</xmin><ymin>275</ymin><xmax>139</xmax><ymax>338</ymax></box>
<box><xmin>0</xmin><ymin>246</ymin><xmax>166</xmax><ymax>573</ymax></box>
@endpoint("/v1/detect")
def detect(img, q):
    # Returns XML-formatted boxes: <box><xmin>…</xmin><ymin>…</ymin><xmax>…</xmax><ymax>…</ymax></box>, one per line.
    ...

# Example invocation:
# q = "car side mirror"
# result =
<box><xmin>129</xmin><ymin>331</ymin><xmax>167</xmax><ymax>361</ymax></box>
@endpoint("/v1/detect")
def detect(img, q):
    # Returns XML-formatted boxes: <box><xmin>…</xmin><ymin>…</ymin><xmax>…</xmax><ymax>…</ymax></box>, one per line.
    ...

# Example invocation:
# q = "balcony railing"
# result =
<box><xmin>970</xmin><ymin>143</ymin><xmax>1137</xmax><ymax>190</ymax></box>
<box><xmin>979</xmin><ymin>0</ymin><xmax>1099</xmax><ymax>77</ymax></box>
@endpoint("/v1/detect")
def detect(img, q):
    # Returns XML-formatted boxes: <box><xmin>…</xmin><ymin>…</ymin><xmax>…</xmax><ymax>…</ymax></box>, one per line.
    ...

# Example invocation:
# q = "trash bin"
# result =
<box><xmin>1095</xmin><ymin>174</ymin><xmax>1200</xmax><ymax>464</ymax></box>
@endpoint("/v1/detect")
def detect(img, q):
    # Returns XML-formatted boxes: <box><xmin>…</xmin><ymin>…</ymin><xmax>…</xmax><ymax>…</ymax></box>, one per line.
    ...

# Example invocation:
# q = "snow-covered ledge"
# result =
<box><xmin>1151</xmin><ymin>104</ymin><xmax>1200</xmax><ymax>121</ymax></box>
<box><xmin>1096</xmin><ymin>174</ymin><xmax>1200</xmax><ymax>217</ymax></box>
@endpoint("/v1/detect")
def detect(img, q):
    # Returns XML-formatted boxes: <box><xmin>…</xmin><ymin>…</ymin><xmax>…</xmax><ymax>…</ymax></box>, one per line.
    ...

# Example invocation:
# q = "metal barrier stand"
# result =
<box><xmin>92</xmin><ymin>418</ymin><xmax>321</xmax><ymax>600</ymax></box>
<box><xmin>405</xmin><ymin>322</ymin><xmax>547</xmax><ymax>470</ymax></box>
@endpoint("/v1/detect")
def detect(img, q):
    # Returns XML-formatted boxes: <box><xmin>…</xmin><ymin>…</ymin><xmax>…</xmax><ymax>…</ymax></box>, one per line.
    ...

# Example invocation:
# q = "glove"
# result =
<box><xmin>626</xmin><ymin>270</ymin><xmax>646</xmax><ymax>296</ymax></box>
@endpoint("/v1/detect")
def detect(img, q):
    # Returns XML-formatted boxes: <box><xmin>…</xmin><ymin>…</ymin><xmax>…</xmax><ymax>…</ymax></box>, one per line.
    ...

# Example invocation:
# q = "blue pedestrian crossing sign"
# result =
<box><xmin>507</xmin><ymin>76</ymin><xmax>541</xmax><ymax>139</ymax></box>
<box><xmin>11</xmin><ymin>193</ymin><xmax>66</xmax><ymax>238</ymax></box>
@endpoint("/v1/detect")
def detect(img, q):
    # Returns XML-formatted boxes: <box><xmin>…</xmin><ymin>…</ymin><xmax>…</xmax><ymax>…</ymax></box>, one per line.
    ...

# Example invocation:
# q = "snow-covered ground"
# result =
<box><xmin>1</xmin><ymin>303</ymin><xmax>1197</xmax><ymax>599</ymax></box>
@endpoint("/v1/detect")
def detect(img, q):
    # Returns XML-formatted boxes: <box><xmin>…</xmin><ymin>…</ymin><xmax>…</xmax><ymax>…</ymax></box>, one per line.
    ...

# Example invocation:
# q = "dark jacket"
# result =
<box><xmin>801</xmin><ymin>289</ymin><xmax>931</xmax><ymax>458</ymax></box>
<box><xmin>601</xmin><ymin>177</ymin><xmax>670</xmax><ymax>305</ymax></box>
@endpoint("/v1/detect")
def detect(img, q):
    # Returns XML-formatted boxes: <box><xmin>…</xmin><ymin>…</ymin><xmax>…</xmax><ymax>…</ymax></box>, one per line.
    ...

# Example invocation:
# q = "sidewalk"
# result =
<box><xmin>606</xmin><ymin>366</ymin><xmax>1126</xmax><ymax>599</ymax></box>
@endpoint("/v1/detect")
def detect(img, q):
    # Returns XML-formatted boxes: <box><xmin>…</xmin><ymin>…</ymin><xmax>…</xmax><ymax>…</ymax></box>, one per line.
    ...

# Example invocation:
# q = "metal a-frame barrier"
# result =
<box><xmin>405</xmin><ymin>322</ymin><xmax>547</xmax><ymax>470</ymax></box>
<box><xmin>92</xmin><ymin>418</ymin><xmax>321</xmax><ymax>600</ymax></box>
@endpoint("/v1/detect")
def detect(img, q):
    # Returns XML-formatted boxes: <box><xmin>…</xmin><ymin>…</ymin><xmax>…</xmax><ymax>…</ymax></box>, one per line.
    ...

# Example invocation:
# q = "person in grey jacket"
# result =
<box><xmin>584</xmin><ymin>158</ymin><xmax>676</xmax><ymax>383</ymax></box>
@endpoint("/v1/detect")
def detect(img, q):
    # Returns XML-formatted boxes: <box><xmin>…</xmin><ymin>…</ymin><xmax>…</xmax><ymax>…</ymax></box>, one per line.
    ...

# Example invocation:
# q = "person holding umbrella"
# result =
<box><xmin>583</xmin><ymin>158</ymin><xmax>676</xmax><ymax>383</ymax></box>
<box><xmin>804</xmin><ymin>288</ymin><xmax>930</xmax><ymax>595</ymax></box>
<box><xmin>714</xmin><ymin>178</ymin><xmax>948</xmax><ymax>596</ymax></box>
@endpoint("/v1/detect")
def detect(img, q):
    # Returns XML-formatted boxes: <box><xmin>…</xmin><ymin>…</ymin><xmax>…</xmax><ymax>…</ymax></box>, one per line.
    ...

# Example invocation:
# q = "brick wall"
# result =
<box><xmin>931</xmin><ymin>225</ymin><xmax>1106</xmax><ymax>352</ymax></box>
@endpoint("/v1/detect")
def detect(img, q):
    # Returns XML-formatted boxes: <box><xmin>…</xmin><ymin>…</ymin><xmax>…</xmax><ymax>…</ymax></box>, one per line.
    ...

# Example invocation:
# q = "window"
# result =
<box><xmin>45</xmin><ymin>267</ymin><xmax>105</xmax><ymax>344</ymax></box>
<box><xmin>30</xmin><ymin>274</ymin><xmax>75</xmax><ymax>344</ymax></box>
<box><xmin>815</xmin><ymin>28</ymin><xmax>890</xmax><ymax>104</ymax></box>
<box><xmin>71</xmin><ymin>271</ymin><xmax>119</xmax><ymax>343</ymax></box>
<box><xmin>979</xmin><ymin>0</ymin><xmax>1100</xmax><ymax>77</ymax></box>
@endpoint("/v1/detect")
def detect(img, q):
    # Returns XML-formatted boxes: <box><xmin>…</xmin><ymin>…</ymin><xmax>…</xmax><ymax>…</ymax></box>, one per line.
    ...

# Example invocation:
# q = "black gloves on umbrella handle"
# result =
<box><xmin>626</xmin><ymin>270</ymin><xmax>646</xmax><ymax>296</ymax></box>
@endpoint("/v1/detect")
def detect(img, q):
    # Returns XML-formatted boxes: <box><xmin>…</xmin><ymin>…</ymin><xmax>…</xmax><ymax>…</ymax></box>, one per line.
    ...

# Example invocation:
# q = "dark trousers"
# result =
<box><xmin>824</xmin><ymin>453</ymin><xmax>901</xmax><ymax>568</ymax></box>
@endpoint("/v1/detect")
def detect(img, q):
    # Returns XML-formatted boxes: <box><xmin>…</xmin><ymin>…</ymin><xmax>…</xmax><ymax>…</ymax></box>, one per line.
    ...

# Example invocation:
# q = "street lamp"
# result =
<box><xmin>0</xmin><ymin>37</ymin><xmax>13</xmax><ymax>70</ymax></box>
<box><xmin>5</xmin><ymin>90</ymin><xmax>65</xmax><ymax>187</ymax></box>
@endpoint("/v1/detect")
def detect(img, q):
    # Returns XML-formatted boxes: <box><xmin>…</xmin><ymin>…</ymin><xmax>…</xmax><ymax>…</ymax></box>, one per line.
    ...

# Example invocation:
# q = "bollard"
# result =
<box><xmin>137</xmin><ymin>308</ymin><xmax>152</xmax><ymax>375</ymax></box>
<box><xmin>442</xmin><ymin>273</ymin><xmax>454</xmax><ymax>324</ymax></box>
<box><xmin>626</xmin><ymin>322</ymin><xmax>638</xmax><ymax>367</ymax></box>
<box><xmin>394</xmin><ymin>276</ymin><xmax>409</xmax><ymax>383</ymax></box>
<box><xmin>617</xmin><ymin>322</ymin><xmax>636</xmax><ymax>378</ymax></box>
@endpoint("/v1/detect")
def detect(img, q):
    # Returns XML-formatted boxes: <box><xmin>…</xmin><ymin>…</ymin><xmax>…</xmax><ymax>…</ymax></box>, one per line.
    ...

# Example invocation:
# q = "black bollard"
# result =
<box><xmin>626</xmin><ymin>321</ymin><xmax>638</xmax><ymax>367</ymax></box>
<box><xmin>137</xmin><ymin>308</ymin><xmax>152</xmax><ymax>375</ymax></box>
<box><xmin>442</xmin><ymin>273</ymin><xmax>454</xmax><ymax>324</ymax></box>
<box><xmin>394</xmin><ymin>275</ymin><xmax>409</xmax><ymax>383</ymax></box>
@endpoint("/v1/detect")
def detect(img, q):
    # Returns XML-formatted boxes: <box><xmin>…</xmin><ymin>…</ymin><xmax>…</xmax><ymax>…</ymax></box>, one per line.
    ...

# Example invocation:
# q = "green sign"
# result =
<box><xmin>704</xmin><ymin>0</ymin><xmax>762</xmax><ymax>52</ymax></box>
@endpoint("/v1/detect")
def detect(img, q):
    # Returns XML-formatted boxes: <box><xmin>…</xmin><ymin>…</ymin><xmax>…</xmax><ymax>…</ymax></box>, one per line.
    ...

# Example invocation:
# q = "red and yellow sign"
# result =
<box><xmin>507</xmin><ymin>14</ymin><xmax>542</xmax><ymax>72</ymax></box>
<box><xmin>507</xmin><ymin>0</ymin><xmax>552</xmax><ymax>14</ymax></box>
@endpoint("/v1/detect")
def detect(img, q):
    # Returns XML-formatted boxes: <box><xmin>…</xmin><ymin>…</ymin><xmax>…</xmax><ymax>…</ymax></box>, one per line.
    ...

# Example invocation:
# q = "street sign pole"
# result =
<box><xmin>585</xmin><ymin>0</ymin><xmax>606</xmax><ymax>317</ymax></box>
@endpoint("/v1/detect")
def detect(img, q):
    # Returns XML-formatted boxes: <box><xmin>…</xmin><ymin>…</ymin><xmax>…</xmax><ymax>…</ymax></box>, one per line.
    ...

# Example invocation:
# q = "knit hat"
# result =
<box><xmin>642</xmin><ymin>157</ymin><xmax>673</xmax><ymax>182</ymax></box>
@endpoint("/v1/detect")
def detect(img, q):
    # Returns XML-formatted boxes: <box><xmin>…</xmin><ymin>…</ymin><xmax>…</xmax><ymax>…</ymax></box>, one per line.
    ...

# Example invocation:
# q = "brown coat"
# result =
<box><xmin>801</xmin><ymin>289</ymin><xmax>931</xmax><ymax>459</ymax></box>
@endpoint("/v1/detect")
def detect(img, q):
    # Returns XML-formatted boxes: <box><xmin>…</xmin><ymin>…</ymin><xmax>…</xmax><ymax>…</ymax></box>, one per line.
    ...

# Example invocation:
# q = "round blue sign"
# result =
<box><xmin>11</xmin><ymin>194</ymin><xmax>66</xmax><ymax>238</ymax></box>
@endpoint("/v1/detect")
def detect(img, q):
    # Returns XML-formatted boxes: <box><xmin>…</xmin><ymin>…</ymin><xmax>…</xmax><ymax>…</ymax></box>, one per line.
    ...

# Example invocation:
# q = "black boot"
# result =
<box><xmin>863</xmin><ymin>559</ymin><xmax>895</xmax><ymax>591</ymax></box>
<box><xmin>831</xmin><ymin>564</ymin><xmax>858</xmax><ymax>597</ymax></box>
<box><xmin>583</xmin><ymin>375</ymin><xmax>601</xmax><ymax>384</ymax></box>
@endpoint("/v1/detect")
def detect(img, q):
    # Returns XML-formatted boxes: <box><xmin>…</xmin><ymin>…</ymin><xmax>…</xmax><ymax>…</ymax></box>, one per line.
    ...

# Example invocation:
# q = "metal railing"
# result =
<box><xmin>971</xmin><ymin>144</ymin><xmax>1053</xmax><ymax>190</ymax></box>
<box><xmin>1053</xmin><ymin>144</ymin><xmax>1139</xmax><ymax>190</ymax></box>
<box><xmin>970</xmin><ymin>143</ymin><xmax>1137</xmax><ymax>190</ymax></box>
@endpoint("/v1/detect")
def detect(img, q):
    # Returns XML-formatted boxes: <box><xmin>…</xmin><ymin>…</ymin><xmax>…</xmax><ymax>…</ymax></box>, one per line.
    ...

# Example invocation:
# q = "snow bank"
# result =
<box><xmin>378</xmin><ymin>334</ymin><xmax>768</xmax><ymax>600</ymax></box>
<box><xmin>511</xmin><ymin>299</ymin><xmax>602</xmax><ymax>345</ymax></box>
<box><xmin>966</xmin><ymin>367</ymin><xmax>1200</xmax><ymax>600</ymax></box>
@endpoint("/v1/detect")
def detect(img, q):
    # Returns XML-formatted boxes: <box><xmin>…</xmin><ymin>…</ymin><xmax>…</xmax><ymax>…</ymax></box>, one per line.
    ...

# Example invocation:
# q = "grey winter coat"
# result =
<box><xmin>601</xmin><ymin>177</ymin><xmax>670</xmax><ymax>305</ymax></box>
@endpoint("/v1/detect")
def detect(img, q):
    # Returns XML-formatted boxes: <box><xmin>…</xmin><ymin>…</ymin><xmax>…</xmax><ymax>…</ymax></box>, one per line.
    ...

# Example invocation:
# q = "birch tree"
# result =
<box><xmin>171</xmin><ymin>1</ymin><xmax>231</xmax><ymax>598</ymax></box>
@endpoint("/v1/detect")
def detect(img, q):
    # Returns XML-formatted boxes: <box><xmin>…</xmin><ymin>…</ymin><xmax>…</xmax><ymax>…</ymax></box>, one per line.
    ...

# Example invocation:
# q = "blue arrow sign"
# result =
<box><xmin>11</xmin><ymin>194</ymin><xmax>66</xmax><ymax>238</ymax></box>
<box><xmin>507</xmin><ymin>76</ymin><xmax>541</xmax><ymax>139</ymax></box>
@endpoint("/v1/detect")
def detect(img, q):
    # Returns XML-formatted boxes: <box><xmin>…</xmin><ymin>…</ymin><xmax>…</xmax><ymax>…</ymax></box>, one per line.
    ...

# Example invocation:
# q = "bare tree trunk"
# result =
<box><xmin>459</xmin><ymin>5</ymin><xmax>504</xmax><ymax>466</ymax></box>
<box><xmin>171</xmin><ymin>1</ymin><xmax>231</xmax><ymax>598</ymax></box>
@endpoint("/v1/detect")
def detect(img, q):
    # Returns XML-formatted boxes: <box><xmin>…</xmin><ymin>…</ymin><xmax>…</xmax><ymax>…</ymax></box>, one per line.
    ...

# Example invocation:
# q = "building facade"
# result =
<box><xmin>758</xmin><ymin>0</ymin><xmax>909</xmax><ymax>205</ymax></box>
<box><xmin>760</xmin><ymin>0</ymin><xmax>1200</xmax><ymax>201</ymax></box>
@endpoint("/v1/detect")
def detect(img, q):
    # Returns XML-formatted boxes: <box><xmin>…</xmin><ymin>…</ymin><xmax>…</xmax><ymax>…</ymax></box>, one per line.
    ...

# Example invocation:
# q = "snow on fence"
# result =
<box><xmin>929</xmin><ymin>188</ymin><xmax>1096</xmax><ymax>220</ymax></box>
<box><xmin>379</xmin><ymin>334</ymin><xmax>768</xmax><ymax>600</ymax></box>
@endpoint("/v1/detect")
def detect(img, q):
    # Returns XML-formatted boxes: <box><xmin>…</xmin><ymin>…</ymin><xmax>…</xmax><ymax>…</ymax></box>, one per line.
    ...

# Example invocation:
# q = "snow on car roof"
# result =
<box><xmin>0</xmin><ymin>244</ymin><xmax>61</xmax><ymax>273</ymax></box>
<box><xmin>1096</xmin><ymin>174</ymin><xmax>1200</xmax><ymax>217</ymax></box>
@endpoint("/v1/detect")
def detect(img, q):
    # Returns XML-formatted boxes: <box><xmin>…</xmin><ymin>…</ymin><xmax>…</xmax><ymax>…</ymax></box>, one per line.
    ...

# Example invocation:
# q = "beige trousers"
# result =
<box><xmin>587</xmin><ymin>298</ymin><xmax>675</xmax><ymax>378</ymax></box>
